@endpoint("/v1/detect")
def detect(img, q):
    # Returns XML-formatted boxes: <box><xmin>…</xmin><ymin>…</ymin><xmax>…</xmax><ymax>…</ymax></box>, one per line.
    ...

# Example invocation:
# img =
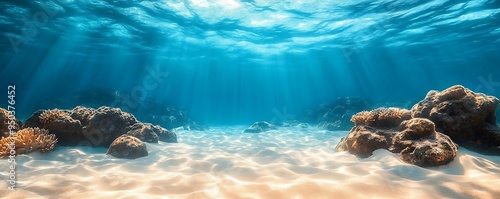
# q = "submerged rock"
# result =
<box><xmin>391</xmin><ymin>118</ymin><xmax>458</xmax><ymax>167</ymax></box>
<box><xmin>411</xmin><ymin>85</ymin><xmax>500</xmax><ymax>155</ymax></box>
<box><xmin>126</xmin><ymin>122</ymin><xmax>178</xmax><ymax>143</ymax></box>
<box><xmin>82</xmin><ymin>106</ymin><xmax>138</xmax><ymax>147</ymax></box>
<box><xmin>126</xmin><ymin>123</ymin><xmax>160</xmax><ymax>143</ymax></box>
<box><xmin>107</xmin><ymin>135</ymin><xmax>148</xmax><ymax>159</ymax></box>
<box><xmin>336</xmin><ymin>108</ymin><xmax>458</xmax><ymax>167</ymax></box>
<box><xmin>244</xmin><ymin>121</ymin><xmax>277</xmax><ymax>133</ymax></box>
<box><xmin>24</xmin><ymin>109</ymin><xmax>84</xmax><ymax>146</ymax></box>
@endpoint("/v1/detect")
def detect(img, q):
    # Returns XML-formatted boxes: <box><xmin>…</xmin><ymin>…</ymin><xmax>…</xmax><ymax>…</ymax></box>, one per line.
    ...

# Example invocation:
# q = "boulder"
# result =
<box><xmin>107</xmin><ymin>135</ymin><xmax>148</xmax><ymax>159</ymax></box>
<box><xmin>411</xmin><ymin>85</ymin><xmax>500</xmax><ymax>155</ymax></box>
<box><xmin>244</xmin><ymin>121</ymin><xmax>276</xmax><ymax>133</ymax></box>
<box><xmin>390</xmin><ymin>118</ymin><xmax>458</xmax><ymax>167</ymax></box>
<box><xmin>24</xmin><ymin>109</ymin><xmax>84</xmax><ymax>146</ymax></box>
<box><xmin>82</xmin><ymin>106</ymin><xmax>138</xmax><ymax>147</ymax></box>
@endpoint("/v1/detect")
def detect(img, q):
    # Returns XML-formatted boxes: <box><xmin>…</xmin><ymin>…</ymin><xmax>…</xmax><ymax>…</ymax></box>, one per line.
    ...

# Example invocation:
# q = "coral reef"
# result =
<box><xmin>24</xmin><ymin>109</ymin><xmax>83</xmax><ymax>146</ymax></box>
<box><xmin>39</xmin><ymin>109</ymin><xmax>68</xmax><ymax>125</ymax></box>
<box><xmin>411</xmin><ymin>85</ymin><xmax>500</xmax><ymax>155</ymax></box>
<box><xmin>244</xmin><ymin>121</ymin><xmax>277</xmax><ymax>133</ymax></box>
<box><xmin>351</xmin><ymin>107</ymin><xmax>411</xmax><ymax>128</ymax></box>
<box><xmin>107</xmin><ymin>135</ymin><xmax>148</xmax><ymax>159</ymax></box>
<box><xmin>0</xmin><ymin>127</ymin><xmax>57</xmax><ymax>158</ymax></box>
<box><xmin>0</xmin><ymin>108</ymin><xmax>22</xmax><ymax>138</ymax></box>
<box><xmin>336</xmin><ymin>108</ymin><xmax>458</xmax><ymax>167</ymax></box>
<box><xmin>336</xmin><ymin>85</ymin><xmax>500</xmax><ymax>166</ymax></box>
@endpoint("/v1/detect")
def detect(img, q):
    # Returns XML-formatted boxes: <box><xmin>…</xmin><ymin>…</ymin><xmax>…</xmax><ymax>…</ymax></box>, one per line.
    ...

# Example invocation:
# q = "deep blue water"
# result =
<box><xmin>0</xmin><ymin>0</ymin><xmax>499</xmax><ymax>124</ymax></box>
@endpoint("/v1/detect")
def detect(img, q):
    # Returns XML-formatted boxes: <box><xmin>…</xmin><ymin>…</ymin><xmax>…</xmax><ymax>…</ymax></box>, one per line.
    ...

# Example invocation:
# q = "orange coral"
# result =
<box><xmin>0</xmin><ymin>127</ymin><xmax>57</xmax><ymax>158</ymax></box>
<box><xmin>39</xmin><ymin>109</ymin><xmax>69</xmax><ymax>125</ymax></box>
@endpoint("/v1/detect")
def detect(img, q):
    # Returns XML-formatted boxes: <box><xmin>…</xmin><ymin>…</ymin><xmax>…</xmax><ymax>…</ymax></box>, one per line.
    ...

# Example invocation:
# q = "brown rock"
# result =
<box><xmin>82</xmin><ymin>106</ymin><xmax>138</xmax><ymax>147</ymax></box>
<box><xmin>24</xmin><ymin>109</ymin><xmax>84</xmax><ymax>146</ymax></box>
<box><xmin>411</xmin><ymin>85</ymin><xmax>500</xmax><ymax>155</ymax></box>
<box><xmin>390</xmin><ymin>118</ymin><xmax>458</xmax><ymax>167</ymax></box>
<box><xmin>335</xmin><ymin>125</ymin><xmax>393</xmax><ymax>157</ymax></box>
<box><xmin>126</xmin><ymin>123</ymin><xmax>160</xmax><ymax>143</ymax></box>
<box><xmin>336</xmin><ymin>108</ymin><xmax>458</xmax><ymax>167</ymax></box>
<box><xmin>107</xmin><ymin>135</ymin><xmax>148</xmax><ymax>159</ymax></box>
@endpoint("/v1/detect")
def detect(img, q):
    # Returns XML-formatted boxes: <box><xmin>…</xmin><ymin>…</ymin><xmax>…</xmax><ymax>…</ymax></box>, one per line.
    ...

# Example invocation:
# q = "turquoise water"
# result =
<box><xmin>1</xmin><ymin>0</ymin><xmax>500</xmax><ymax>124</ymax></box>
<box><xmin>2</xmin><ymin>1</ymin><xmax>500</xmax><ymax>198</ymax></box>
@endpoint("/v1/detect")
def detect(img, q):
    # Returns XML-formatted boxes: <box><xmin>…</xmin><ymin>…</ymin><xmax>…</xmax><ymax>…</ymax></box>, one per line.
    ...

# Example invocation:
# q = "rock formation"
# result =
<box><xmin>336</xmin><ymin>108</ymin><xmax>458</xmax><ymax>167</ymax></box>
<box><xmin>411</xmin><ymin>85</ymin><xmax>500</xmax><ymax>155</ymax></box>
<box><xmin>107</xmin><ymin>135</ymin><xmax>148</xmax><ymax>159</ymax></box>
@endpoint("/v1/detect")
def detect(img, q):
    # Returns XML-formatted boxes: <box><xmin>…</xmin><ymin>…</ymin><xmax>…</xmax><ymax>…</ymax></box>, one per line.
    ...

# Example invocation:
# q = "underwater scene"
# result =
<box><xmin>1</xmin><ymin>0</ymin><xmax>500</xmax><ymax>198</ymax></box>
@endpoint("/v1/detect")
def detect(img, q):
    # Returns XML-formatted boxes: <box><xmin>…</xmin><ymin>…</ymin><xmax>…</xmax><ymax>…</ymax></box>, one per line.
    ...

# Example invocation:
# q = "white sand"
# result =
<box><xmin>1</xmin><ymin>126</ymin><xmax>499</xmax><ymax>199</ymax></box>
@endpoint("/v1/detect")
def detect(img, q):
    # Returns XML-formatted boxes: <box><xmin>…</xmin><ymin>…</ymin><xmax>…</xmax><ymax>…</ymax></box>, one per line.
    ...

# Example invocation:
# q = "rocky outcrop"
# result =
<box><xmin>82</xmin><ymin>107</ymin><xmax>138</xmax><ymax>147</ymax></box>
<box><xmin>244</xmin><ymin>121</ymin><xmax>277</xmax><ymax>133</ymax></box>
<box><xmin>391</xmin><ymin>118</ymin><xmax>457</xmax><ymax>167</ymax></box>
<box><xmin>336</xmin><ymin>108</ymin><xmax>411</xmax><ymax>157</ymax></box>
<box><xmin>411</xmin><ymin>85</ymin><xmax>500</xmax><ymax>155</ymax></box>
<box><xmin>336</xmin><ymin>108</ymin><xmax>458</xmax><ymax>167</ymax></box>
<box><xmin>126</xmin><ymin>122</ymin><xmax>178</xmax><ymax>143</ymax></box>
<box><xmin>107</xmin><ymin>135</ymin><xmax>148</xmax><ymax>159</ymax></box>
<box><xmin>24</xmin><ymin>109</ymin><xmax>84</xmax><ymax>146</ymax></box>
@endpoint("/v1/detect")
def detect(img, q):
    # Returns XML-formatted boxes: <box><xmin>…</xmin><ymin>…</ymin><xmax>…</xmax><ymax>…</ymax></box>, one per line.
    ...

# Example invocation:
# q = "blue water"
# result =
<box><xmin>1</xmin><ymin>0</ymin><xmax>499</xmax><ymax>124</ymax></box>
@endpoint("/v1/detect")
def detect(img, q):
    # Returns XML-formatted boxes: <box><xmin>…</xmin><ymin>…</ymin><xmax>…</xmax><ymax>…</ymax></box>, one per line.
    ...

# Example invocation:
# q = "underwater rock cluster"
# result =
<box><xmin>411</xmin><ymin>85</ymin><xmax>500</xmax><ymax>155</ymax></box>
<box><xmin>19</xmin><ymin>106</ymin><xmax>178</xmax><ymax>159</ymax></box>
<box><xmin>36</xmin><ymin>89</ymin><xmax>204</xmax><ymax>130</ymax></box>
<box><xmin>337</xmin><ymin>85</ymin><xmax>499</xmax><ymax>167</ymax></box>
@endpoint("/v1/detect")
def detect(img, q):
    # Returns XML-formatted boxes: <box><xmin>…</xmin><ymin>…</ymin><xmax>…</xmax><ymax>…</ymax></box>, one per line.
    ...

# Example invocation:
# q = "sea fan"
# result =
<box><xmin>0</xmin><ymin>127</ymin><xmax>58</xmax><ymax>158</ymax></box>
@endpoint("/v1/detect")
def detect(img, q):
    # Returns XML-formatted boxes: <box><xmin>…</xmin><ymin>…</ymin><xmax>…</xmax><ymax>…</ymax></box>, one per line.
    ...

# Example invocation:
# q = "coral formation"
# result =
<box><xmin>0</xmin><ymin>127</ymin><xmax>57</xmax><ymax>158</ymax></box>
<box><xmin>411</xmin><ymin>85</ymin><xmax>500</xmax><ymax>155</ymax></box>
<box><xmin>107</xmin><ymin>135</ymin><xmax>148</xmax><ymax>159</ymax></box>
<box><xmin>24</xmin><ymin>109</ymin><xmax>83</xmax><ymax>146</ymax></box>
<box><xmin>39</xmin><ymin>109</ymin><xmax>68</xmax><ymax>125</ymax></box>
<box><xmin>336</xmin><ymin>109</ymin><xmax>458</xmax><ymax>167</ymax></box>
<box><xmin>0</xmin><ymin>108</ymin><xmax>21</xmax><ymax>138</ymax></box>
<box><xmin>351</xmin><ymin>107</ymin><xmax>411</xmax><ymax>128</ymax></box>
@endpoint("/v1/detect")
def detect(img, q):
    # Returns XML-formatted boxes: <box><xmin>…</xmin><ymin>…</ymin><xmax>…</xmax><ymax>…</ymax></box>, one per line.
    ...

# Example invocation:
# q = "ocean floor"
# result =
<box><xmin>1</xmin><ymin>126</ymin><xmax>500</xmax><ymax>198</ymax></box>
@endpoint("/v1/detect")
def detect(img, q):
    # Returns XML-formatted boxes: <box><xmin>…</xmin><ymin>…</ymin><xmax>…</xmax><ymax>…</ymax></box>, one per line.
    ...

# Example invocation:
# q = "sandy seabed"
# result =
<box><xmin>1</xmin><ymin>126</ymin><xmax>499</xmax><ymax>199</ymax></box>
